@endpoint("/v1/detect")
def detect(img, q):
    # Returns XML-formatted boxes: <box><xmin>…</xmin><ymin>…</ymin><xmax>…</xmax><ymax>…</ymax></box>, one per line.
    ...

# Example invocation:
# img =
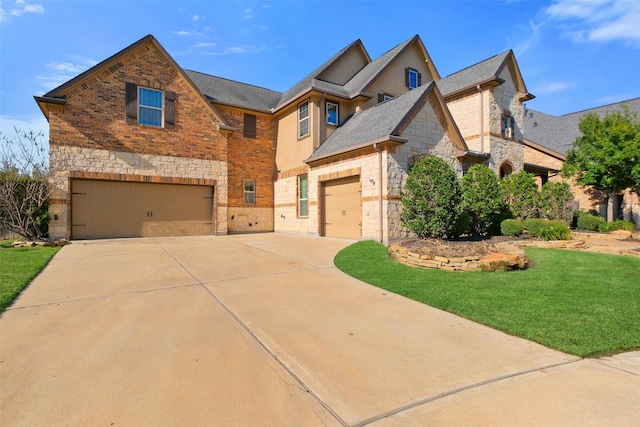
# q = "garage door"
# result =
<box><xmin>71</xmin><ymin>180</ymin><xmax>213</xmax><ymax>239</ymax></box>
<box><xmin>323</xmin><ymin>176</ymin><xmax>361</xmax><ymax>239</ymax></box>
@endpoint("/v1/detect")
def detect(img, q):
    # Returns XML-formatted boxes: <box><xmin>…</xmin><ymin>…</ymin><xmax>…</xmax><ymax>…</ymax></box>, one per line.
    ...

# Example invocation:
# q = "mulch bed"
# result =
<box><xmin>397</xmin><ymin>235</ymin><xmax>532</xmax><ymax>258</ymax></box>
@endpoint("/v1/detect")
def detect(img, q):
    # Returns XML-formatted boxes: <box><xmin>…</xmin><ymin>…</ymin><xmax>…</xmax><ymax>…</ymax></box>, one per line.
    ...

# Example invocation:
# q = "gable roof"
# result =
<box><xmin>437</xmin><ymin>50</ymin><xmax>534</xmax><ymax>101</ymax></box>
<box><xmin>34</xmin><ymin>34</ymin><xmax>229</xmax><ymax>127</ymax></box>
<box><xmin>306</xmin><ymin>82</ymin><xmax>466</xmax><ymax>163</ymax></box>
<box><xmin>184</xmin><ymin>70</ymin><xmax>282</xmax><ymax>113</ymax></box>
<box><xmin>524</xmin><ymin>96</ymin><xmax>640</xmax><ymax>156</ymax></box>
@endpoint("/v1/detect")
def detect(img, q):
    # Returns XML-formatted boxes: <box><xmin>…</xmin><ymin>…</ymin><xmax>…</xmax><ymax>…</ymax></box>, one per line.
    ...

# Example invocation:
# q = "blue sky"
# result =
<box><xmin>1</xmin><ymin>0</ymin><xmax>639</xmax><ymax>141</ymax></box>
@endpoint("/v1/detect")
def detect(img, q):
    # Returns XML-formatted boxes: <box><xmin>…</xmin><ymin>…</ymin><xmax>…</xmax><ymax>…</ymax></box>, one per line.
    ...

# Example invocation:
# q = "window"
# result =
<box><xmin>243</xmin><ymin>179</ymin><xmax>256</xmax><ymax>204</ymax></box>
<box><xmin>378</xmin><ymin>93</ymin><xmax>394</xmax><ymax>103</ymax></box>
<box><xmin>326</xmin><ymin>102</ymin><xmax>339</xmax><ymax>125</ymax></box>
<box><xmin>125</xmin><ymin>82</ymin><xmax>176</xmax><ymax>128</ymax></box>
<box><xmin>405</xmin><ymin>68</ymin><xmax>421</xmax><ymax>89</ymax></box>
<box><xmin>244</xmin><ymin>113</ymin><xmax>257</xmax><ymax>138</ymax></box>
<box><xmin>298</xmin><ymin>174</ymin><xmax>308</xmax><ymax>217</ymax></box>
<box><xmin>298</xmin><ymin>100</ymin><xmax>309</xmax><ymax>138</ymax></box>
<box><xmin>502</xmin><ymin>113</ymin><xmax>515</xmax><ymax>139</ymax></box>
<box><xmin>139</xmin><ymin>88</ymin><xmax>163</xmax><ymax>126</ymax></box>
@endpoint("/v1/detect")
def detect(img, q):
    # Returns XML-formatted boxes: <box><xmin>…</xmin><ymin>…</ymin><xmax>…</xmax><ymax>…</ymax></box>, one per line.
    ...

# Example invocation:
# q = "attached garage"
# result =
<box><xmin>71</xmin><ymin>179</ymin><xmax>214</xmax><ymax>239</ymax></box>
<box><xmin>322</xmin><ymin>176</ymin><xmax>361</xmax><ymax>239</ymax></box>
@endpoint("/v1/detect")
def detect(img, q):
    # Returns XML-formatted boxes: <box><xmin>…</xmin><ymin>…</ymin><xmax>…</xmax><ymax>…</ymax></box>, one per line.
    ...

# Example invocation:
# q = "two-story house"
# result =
<box><xmin>36</xmin><ymin>34</ymin><xmax>535</xmax><ymax>242</ymax></box>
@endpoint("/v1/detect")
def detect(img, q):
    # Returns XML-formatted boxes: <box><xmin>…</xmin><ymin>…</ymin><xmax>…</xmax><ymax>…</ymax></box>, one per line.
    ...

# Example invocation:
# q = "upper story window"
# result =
<box><xmin>326</xmin><ymin>101</ymin><xmax>339</xmax><ymax>126</ymax></box>
<box><xmin>243</xmin><ymin>179</ymin><xmax>256</xmax><ymax>204</ymax></box>
<box><xmin>125</xmin><ymin>82</ymin><xmax>175</xmax><ymax>129</ymax></box>
<box><xmin>244</xmin><ymin>113</ymin><xmax>257</xmax><ymax>138</ymax></box>
<box><xmin>405</xmin><ymin>68</ymin><xmax>422</xmax><ymax>89</ymax></box>
<box><xmin>298</xmin><ymin>100</ymin><xmax>309</xmax><ymax>138</ymax></box>
<box><xmin>502</xmin><ymin>111</ymin><xmax>515</xmax><ymax>139</ymax></box>
<box><xmin>378</xmin><ymin>93</ymin><xmax>394</xmax><ymax>103</ymax></box>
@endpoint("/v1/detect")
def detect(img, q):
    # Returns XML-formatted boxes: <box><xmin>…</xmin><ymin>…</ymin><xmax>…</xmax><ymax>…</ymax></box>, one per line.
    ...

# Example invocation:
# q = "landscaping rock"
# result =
<box><xmin>478</xmin><ymin>253</ymin><xmax>528</xmax><ymax>272</ymax></box>
<box><xmin>611</xmin><ymin>230</ymin><xmax>632</xmax><ymax>239</ymax></box>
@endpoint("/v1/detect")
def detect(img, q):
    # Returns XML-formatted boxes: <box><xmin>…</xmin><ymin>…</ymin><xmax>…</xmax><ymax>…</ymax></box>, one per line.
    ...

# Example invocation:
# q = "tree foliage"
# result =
<box><xmin>500</xmin><ymin>171</ymin><xmax>539</xmax><ymax>220</ymax></box>
<box><xmin>0</xmin><ymin>128</ymin><xmax>51</xmax><ymax>239</ymax></box>
<box><xmin>562</xmin><ymin>105</ymin><xmax>640</xmax><ymax>197</ymax></box>
<box><xmin>401</xmin><ymin>156</ymin><xmax>461</xmax><ymax>239</ymax></box>
<box><xmin>460</xmin><ymin>164</ymin><xmax>502</xmax><ymax>236</ymax></box>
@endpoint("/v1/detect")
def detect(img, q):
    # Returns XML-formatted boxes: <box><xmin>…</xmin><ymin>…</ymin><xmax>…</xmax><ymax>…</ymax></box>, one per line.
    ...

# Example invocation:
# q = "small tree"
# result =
<box><xmin>460</xmin><ymin>164</ymin><xmax>502</xmax><ymax>236</ymax></box>
<box><xmin>500</xmin><ymin>171</ymin><xmax>539</xmax><ymax>220</ymax></box>
<box><xmin>562</xmin><ymin>105</ymin><xmax>640</xmax><ymax>221</ymax></box>
<box><xmin>538</xmin><ymin>181</ymin><xmax>575</xmax><ymax>224</ymax></box>
<box><xmin>401</xmin><ymin>156</ymin><xmax>461</xmax><ymax>239</ymax></box>
<box><xmin>0</xmin><ymin>128</ymin><xmax>52</xmax><ymax>239</ymax></box>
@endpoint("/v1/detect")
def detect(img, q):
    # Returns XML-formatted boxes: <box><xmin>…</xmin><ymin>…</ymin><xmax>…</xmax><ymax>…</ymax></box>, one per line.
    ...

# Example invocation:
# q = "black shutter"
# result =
<box><xmin>378</xmin><ymin>93</ymin><xmax>384</xmax><ymax>103</ymax></box>
<box><xmin>165</xmin><ymin>91</ymin><xmax>176</xmax><ymax>129</ymax></box>
<box><xmin>405</xmin><ymin>68</ymin><xmax>410</xmax><ymax>87</ymax></box>
<box><xmin>418</xmin><ymin>72</ymin><xmax>422</xmax><ymax>87</ymax></box>
<box><xmin>125</xmin><ymin>82</ymin><xmax>138</xmax><ymax>123</ymax></box>
<box><xmin>244</xmin><ymin>113</ymin><xmax>257</xmax><ymax>138</ymax></box>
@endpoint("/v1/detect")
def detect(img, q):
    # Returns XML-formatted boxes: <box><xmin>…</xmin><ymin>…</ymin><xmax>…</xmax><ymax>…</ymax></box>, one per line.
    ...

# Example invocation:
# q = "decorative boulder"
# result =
<box><xmin>478</xmin><ymin>253</ymin><xmax>528</xmax><ymax>272</ymax></box>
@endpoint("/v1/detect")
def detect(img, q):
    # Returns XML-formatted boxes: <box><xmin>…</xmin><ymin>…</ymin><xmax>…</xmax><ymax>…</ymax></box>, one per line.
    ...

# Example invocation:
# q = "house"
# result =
<box><xmin>523</xmin><ymin>97</ymin><xmax>640</xmax><ymax>225</ymax></box>
<box><xmin>36</xmin><ymin>33</ymin><xmax>538</xmax><ymax>241</ymax></box>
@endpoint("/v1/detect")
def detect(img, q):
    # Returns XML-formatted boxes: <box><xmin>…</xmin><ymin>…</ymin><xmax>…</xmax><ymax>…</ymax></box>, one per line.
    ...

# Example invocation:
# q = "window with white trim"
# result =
<box><xmin>298</xmin><ymin>174</ymin><xmax>308</xmax><ymax>217</ymax></box>
<box><xmin>405</xmin><ymin>68</ymin><xmax>421</xmax><ymax>89</ymax></box>
<box><xmin>243</xmin><ymin>179</ymin><xmax>256</xmax><ymax>204</ymax></box>
<box><xmin>125</xmin><ymin>82</ymin><xmax>176</xmax><ymax>128</ymax></box>
<box><xmin>139</xmin><ymin>87</ymin><xmax>163</xmax><ymax>126</ymax></box>
<box><xmin>298</xmin><ymin>100</ymin><xmax>309</xmax><ymax>138</ymax></box>
<box><xmin>326</xmin><ymin>101</ymin><xmax>339</xmax><ymax>125</ymax></box>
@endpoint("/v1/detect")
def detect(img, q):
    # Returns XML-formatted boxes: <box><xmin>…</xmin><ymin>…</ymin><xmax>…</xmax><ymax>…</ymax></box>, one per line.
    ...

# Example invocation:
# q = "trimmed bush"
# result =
<box><xmin>401</xmin><ymin>156</ymin><xmax>461</xmax><ymax>239</ymax></box>
<box><xmin>538</xmin><ymin>181</ymin><xmax>575</xmax><ymax>224</ymax></box>
<box><xmin>538</xmin><ymin>220</ymin><xmax>572</xmax><ymax>241</ymax></box>
<box><xmin>461</xmin><ymin>164</ymin><xmax>503</xmax><ymax>236</ymax></box>
<box><xmin>523</xmin><ymin>218</ymin><xmax>547</xmax><ymax>237</ymax></box>
<box><xmin>598</xmin><ymin>219</ymin><xmax>636</xmax><ymax>233</ymax></box>
<box><xmin>500</xmin><ymin>171</ymin><xmax>539</xmax><ymax>220</ymax></box>
<box><xmin>577</xmin><ymin>213</ymin><xmax>606</xmax><ymax>231</ymax></box>
<box><xmin>501</xmin><ymin>219</ymin><xmax>525</xmax><ymax>236</ymax></box>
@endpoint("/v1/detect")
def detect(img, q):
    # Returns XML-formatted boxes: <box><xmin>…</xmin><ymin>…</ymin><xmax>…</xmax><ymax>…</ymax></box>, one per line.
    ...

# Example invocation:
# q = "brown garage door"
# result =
<box><xmin>71</xmin><ymin>180</ymin><xmax>213</xmax><ymax>239</ymax></box>
<box><xmin>323</xmin><ymin>176</ymin><xmax>361</xmax><ymax>239</ymax></box>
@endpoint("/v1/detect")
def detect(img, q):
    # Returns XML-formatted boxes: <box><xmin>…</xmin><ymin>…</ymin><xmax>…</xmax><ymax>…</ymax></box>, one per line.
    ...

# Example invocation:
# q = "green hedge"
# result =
<box><xmin>524</xmin><ymin>218</ymin><xmax>571</xmax><ymax>240</ymax></box>
<box><xmin>598</xmin><ymin>220</ymin><xmax>636</xmax><ymax>233</ymax></box>
<box><xmin>577</xmin><ymin>213</ymin><xmax>606</xmax><ymax>231</ymax></box>
<box><xmin>501</xmin><ymin>219</ymin><xmax>524</xmax><ymax>236</ymax></box>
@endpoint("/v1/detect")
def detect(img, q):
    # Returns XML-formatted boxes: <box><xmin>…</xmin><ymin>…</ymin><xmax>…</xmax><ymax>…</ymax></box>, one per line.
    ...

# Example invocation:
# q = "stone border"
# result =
<box><xmin>388</xmin><ymin>243</ymin><xmax>482</xmax><ymax>272</ymax></box>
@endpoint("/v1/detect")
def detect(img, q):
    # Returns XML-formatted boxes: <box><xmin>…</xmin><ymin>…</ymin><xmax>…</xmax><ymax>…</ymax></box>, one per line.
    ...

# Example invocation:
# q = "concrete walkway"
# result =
<box><xmin>1</xmin><ymin>234</ymin><xmax>638</xmax><ymax>426</ymax></box>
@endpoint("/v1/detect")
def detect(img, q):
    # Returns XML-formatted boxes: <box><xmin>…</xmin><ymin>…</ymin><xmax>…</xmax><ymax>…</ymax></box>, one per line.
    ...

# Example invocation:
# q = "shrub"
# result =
<box><xmin>501</xmin><ymin>219</ymin><xmax>524</xmax><ymax>236</ymax></box>
<box><xmin>451</xmin><ymin>211</ymin><xmax>471</xmax><ymax>238</ymax></box>
<box><xmin>523</xmin><ymin>218</ymin><xmax>547</xmax><ymax>237</ymax></box>
<box><xmin>577</xmin><ymin>213</ymin><xmax>606</xmax><ymax>231</ymax></box>
<box><xmin>500</xmin><ymin>171</ymin><xmax>539</xmax><ymax>220</ymax></box>
<box><xmin>598</xmin><ymin>219</ymin><xmax>636</xmax><ymax>233</ymax></box>
<box><xmin>538</xmin><ymin>181</ymin><xmax>575</xmax><ymax>224</ymax></box>
<box><xmin>538</xmin><ymin>220</ymin><xmax>572</xmax><ymax>241</ymax></box>
<box><xmin>401</xmin><ymin>156</ymin><xmax>461</xmax><ymax>239</ymax></box>
<box><xmin>461</xmin><ymin>164</ymin><xmax>503</xmax><ymax>236</ymax></box>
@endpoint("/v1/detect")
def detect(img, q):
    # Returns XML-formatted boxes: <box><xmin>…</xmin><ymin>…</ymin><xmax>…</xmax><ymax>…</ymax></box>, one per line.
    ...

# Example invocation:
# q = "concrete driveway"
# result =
<box><xmin>1</xmin><ymin>234</ymin><xmax>639</xmax><ymax>426</ymax></box>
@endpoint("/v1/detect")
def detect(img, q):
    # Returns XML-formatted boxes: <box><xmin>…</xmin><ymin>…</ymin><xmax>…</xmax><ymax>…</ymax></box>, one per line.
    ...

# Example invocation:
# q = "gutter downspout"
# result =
<box><xmin>373</xmin><ymin>142</ymin><xmax>384</xmax><ymax>243</ymax></box>
<box><xmin>477</xmin><ymin>85</ymin><xmax>484</xmax><ymax>154</ymax></box>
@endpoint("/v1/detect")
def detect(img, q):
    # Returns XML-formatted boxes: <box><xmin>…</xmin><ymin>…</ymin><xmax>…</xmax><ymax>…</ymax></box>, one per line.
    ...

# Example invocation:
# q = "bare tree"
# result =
<box><xmin>0</xmin><ymin>127</ymin><xmax>52</xmax><ymax>240</ymax></box>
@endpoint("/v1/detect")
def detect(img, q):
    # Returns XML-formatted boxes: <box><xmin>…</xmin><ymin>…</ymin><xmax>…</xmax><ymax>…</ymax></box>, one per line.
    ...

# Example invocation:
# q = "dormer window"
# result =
<box><xmin>326</xmin><ymin>101</ymin><xmax>339</xmax><ymax>126</ymax></box>
<box><xmin>405</xmin><ymin>68</ymin><xmax>422</xmax><ymax>89</ymax></box>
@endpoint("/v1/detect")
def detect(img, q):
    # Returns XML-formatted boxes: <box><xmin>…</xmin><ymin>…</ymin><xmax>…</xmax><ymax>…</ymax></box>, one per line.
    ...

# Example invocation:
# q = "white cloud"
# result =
<box><xmin>533</xmin><ymin>81</ymin><xmax>574</xmax><ymax>95</ymax></box>
<box><xmin>0</xmin><ymin>0</ymin><xmax>43</xmax><ymax>21</ymax></box>
<box><xmin>193</xmin><ymin>42</ymin><xmax>216</xmax><ymax>48</ymax></box>
<box><xmin>173</xmin><ymin>30</ymin><xmax>191</xmax><ymax>37</ymax></box>
<box><xmin>192</xmin><ymin>14</ymin><xmax>203</xmax><ymax>22</ymax></box>
<box><xmin>36</xmin><ymin>58</ymin><xmax>96</xmax><ymax>91</ymax></box>
<box><xmin>244</xmin><ymin>7</ymin><xmax>253</xmax><ymax>19</ymax></box>
<box><xmin>545</xmin><ymin>0</ymin><xmax>640</xmax><ymax>46</ymax></box>
<box><xmin>199</xmin><ymin>43</ymin><xmax>284</xmax><ymax>56</ymax></box>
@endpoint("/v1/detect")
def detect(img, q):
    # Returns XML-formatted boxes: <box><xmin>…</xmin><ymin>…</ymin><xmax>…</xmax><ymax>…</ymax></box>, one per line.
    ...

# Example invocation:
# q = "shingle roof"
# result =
<box><xmin>306</xmin><ymin>83</ymin><xmax>436</xmax><ymax>162</ymax></box>
<box><xmin>184</xmin><ymin>70</ymin><xmax>282</xmax><ymax>113</ymax></box>
<box><xmin>436</xmin><ymin>50</ymin><xmax>511</xmax><ymax>96</ymax></box>
<box><xmin>524</xmin><ymin>97</ymin><xmax>640</xmax><ymax>155</ymax></box>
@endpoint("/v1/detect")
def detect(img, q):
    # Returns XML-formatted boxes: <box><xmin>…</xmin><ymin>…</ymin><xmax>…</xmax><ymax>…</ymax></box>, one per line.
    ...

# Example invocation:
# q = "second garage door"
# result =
<box><xmin>322</xmin><ymin>176</ymin><xmax>361</xmax><ymax>239</ymax></box>
<box><xmin>71</xmin><ymin>180</ymin><xmax>213</xmax><ymax>239</ymax></box>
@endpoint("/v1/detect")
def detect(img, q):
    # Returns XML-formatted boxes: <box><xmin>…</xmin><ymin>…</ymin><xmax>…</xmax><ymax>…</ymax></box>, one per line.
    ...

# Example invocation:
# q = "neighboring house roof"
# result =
<box><xmin>524</xmin><ymin>97</ymin><xmax>640</xmax><ymax>156</ymax></box>
<box><xmin>437</xmin><ymin>50</ymin><xmax>533</xmax><ymax>101</ymax></box>
<box><xmin>184</xmin><ymin>70</ymin><xmax>282</xmax><ymax>113</ymax></box>
<box><xmin>306</xmin><ymin>82</ymin><xmax>466</xmax><ymax>163</ymax></box>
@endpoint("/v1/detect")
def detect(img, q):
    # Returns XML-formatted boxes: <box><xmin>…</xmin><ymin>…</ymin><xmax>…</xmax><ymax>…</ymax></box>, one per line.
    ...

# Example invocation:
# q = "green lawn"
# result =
<box><xmin>0</xmin><ymin>240</ymin><xmax>61</xmax><ymax>313</ymax></box>
<box><xmin>335</xmin><ymin>241</ymin><xmax>640</xmax><ymax>358</ymax></box>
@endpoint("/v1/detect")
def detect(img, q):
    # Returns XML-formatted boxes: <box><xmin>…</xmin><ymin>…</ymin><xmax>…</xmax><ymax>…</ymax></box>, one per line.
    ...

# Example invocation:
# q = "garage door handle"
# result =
<box><xmin>325</xmin><ymin>222</ymin><xmax>332</xmax><ymax>225</ymax></box>
<box><xmin>147</xmin><ymin>211</ymin><xmax>153</xmax><ymax>217</ymax></box>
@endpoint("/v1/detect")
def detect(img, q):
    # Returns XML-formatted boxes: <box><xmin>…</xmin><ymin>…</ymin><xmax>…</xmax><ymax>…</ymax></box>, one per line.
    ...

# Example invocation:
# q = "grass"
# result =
<box><xmin>0</xmin><ymin>240</ymin><xmax>61</xmax><ymax>313</ymax></box>
<box><xmin>335</xmin><ymin>240</ymin><xmax>640</xmax><ymax>357</ymax></box>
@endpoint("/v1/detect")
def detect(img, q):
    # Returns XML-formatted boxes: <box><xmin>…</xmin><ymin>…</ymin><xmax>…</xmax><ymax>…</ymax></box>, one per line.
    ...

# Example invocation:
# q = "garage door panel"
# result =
<box><xmin>323</xmin><ymin>177</ymin><xmax>361</xmax><ymax>239</ymax></box>
<box><xmin>71</xmin><ymin>180</ymin><xmax>213</xmax><ymax>239</ymax></box>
